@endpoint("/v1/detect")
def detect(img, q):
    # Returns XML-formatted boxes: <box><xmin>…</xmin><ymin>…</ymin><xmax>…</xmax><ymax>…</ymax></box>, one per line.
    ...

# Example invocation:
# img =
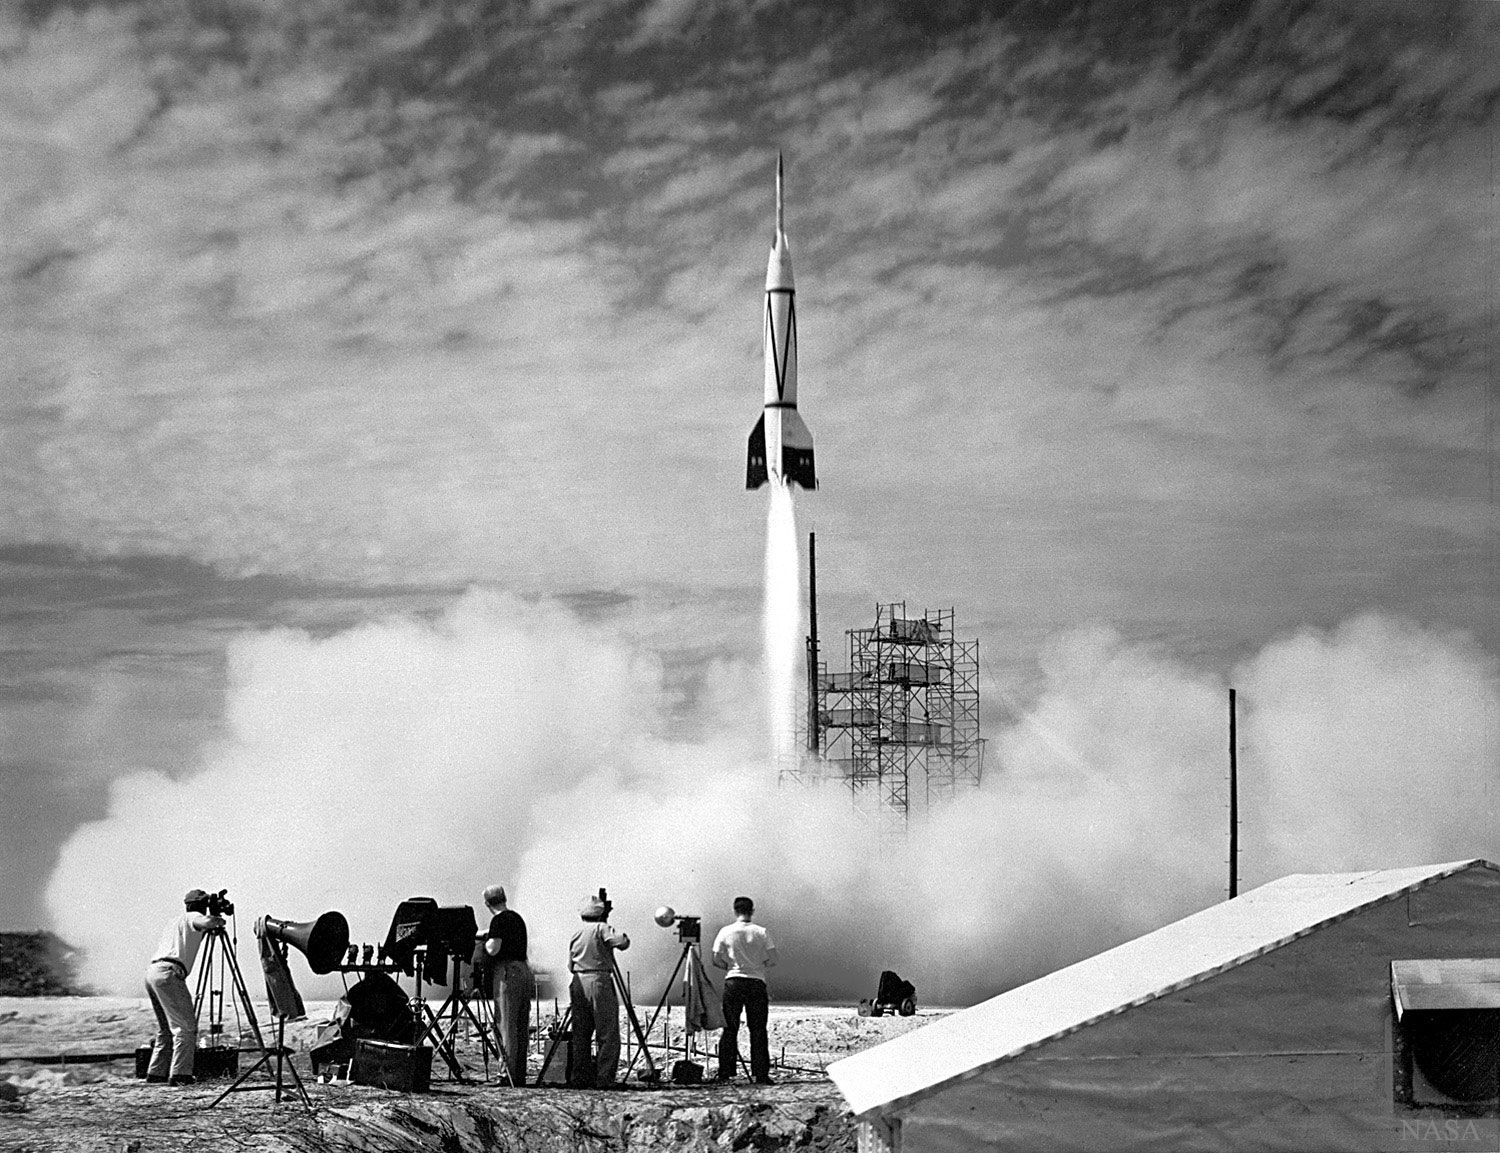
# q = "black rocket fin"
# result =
<box><xmin>746</xmin><ymin>414</ymin><xmax>768</xmax><ymax>489</ymax></box>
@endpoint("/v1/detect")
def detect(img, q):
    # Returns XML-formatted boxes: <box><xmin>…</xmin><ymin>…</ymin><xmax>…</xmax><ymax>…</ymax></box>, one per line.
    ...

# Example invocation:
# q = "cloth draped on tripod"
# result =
<box><xmin>258</xmin><ymin>931</ymin><xmax>305</xmax><ymax>1021</ymax></box>
<box><xmin>684</xmin><ymin>958</ymin><xmax>724</xmax><ymax>1032</ymax></box>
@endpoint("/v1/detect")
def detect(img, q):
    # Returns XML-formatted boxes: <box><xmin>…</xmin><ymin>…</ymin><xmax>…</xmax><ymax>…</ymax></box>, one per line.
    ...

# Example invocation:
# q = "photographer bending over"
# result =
<box><xmin>143</xmin><ymin>889</ymin><xmax>225</xmax><ymax>1085</ymax></box>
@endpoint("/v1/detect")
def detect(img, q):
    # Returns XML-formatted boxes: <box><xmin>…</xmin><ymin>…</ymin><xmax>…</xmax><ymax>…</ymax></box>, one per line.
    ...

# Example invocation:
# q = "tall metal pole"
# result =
<box><xmin>1229</xmin><ymin>687</ymin><xmax>1238</xmax><ymax>898</ymax></box>
<box><xmin>806</xmin><ymin>531</ymin><xmax>820</xmax><ymax>755</ymax></box>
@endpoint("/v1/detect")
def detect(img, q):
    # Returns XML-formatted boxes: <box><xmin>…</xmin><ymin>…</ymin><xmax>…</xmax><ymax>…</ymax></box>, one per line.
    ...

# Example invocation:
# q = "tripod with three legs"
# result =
<box><xmin>187</xmin><ymin>926</ymin><xmax>311</xmax><ymax>1109</ymax></box>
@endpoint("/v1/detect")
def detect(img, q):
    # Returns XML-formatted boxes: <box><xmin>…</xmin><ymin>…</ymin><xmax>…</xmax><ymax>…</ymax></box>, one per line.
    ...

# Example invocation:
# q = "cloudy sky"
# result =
<box><xmin>2</xmin><ymin>0</ymin><xmax>1496</xmax><ymax>980</ymax></box>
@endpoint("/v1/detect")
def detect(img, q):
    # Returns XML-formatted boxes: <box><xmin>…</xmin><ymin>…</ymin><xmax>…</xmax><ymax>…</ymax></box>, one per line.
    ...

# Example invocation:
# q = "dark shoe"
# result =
<box><xmin>753</xmin><ymin>1076</ymin><xmax>775</xmax><ymax>1086</ymax></box>
<box><xmin>713</xmin><ymin>1071</ymin><xmax>733</xmax><ymax>1083</ymax></box>
<box><xmin>169</xmin><ymin>1075</ymin><xmax>196</xmax><ymax>1086</ymax></box>
<box><xmin>145</xmin><ymin>1075</ymin><xmax>168</xmax><ymax>1084</ymax></box>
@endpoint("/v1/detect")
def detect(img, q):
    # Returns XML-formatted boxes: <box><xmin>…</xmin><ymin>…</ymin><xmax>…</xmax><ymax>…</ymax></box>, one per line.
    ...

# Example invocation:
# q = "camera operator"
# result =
<box><xmin>143</xmin><ymin>889</ymin><xmax>226</xmax><ymax>1086</ymax></box>
<box><xmin>567</xmin><ymin>891</ymin><xmax>629</xmax><ymax>1089</ymax></box>
<box><xmin>476</xmin><ymin>884</ymin><xmax>532</xmax><ymax>1087</ymax></box>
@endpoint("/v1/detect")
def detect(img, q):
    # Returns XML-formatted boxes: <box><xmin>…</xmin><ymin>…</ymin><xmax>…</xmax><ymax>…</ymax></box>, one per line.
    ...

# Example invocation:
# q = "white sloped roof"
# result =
<box><xmin>828</xmin><ymin>859</ymin><xmax>1496</xmax><ymax>1118</ymax></box>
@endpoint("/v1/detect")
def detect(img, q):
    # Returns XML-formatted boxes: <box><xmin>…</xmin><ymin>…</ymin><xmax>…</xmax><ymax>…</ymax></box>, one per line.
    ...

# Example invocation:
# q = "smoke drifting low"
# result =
<box><xmin>46</xmin><ymin>595</ymin><xmax>1498</xmax><ymax>1003</ymax></box>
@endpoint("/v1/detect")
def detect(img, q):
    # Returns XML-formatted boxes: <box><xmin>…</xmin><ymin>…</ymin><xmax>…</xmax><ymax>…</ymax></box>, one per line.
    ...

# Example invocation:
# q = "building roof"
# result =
<box><xmin>827</xmin><ymin>859</ymin><xmax>1498</xmax><ymax>1118</ymax></box>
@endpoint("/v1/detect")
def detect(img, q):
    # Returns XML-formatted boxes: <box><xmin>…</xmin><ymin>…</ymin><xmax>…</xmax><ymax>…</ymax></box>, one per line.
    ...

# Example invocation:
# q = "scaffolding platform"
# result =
<box><xmin>799</xmin><ymin>602</ymin><xmax>985</xmax><ymax>831</ymax></box>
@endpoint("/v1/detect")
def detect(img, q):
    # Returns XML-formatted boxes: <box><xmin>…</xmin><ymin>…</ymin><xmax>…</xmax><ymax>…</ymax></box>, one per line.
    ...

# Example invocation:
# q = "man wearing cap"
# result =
<box><xmin>478</xmin><ymin>885</ymin><xmax>532</xmax><ymax>1086</ymax></box>
<box><xmin>143</xmin><ymin>890</ymin><xmax>225</xmax><ymax>1085</ymax></box>
<box><xmin>712</xmin><ymin>896</ymin><xmax>778</xmax><ymax>1084</ymax></box>
<box><xmin>567</xmin><ymin>894</ymin><xmax>629</xmax><ymax>1088</ymax></box>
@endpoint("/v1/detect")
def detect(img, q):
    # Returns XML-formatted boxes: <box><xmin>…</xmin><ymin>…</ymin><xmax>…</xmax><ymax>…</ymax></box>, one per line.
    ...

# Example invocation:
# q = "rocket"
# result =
<box><xmin>747</xmin><ymin>153</ymin><xmax>816</xmax><ymax>490</ymax></box>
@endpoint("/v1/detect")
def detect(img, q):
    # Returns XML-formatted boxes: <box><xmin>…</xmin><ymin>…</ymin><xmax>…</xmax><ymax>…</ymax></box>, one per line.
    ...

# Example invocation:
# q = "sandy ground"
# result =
<box><xmin>0</xmin><ymin>995</ymin><xmax>949</xmax><ymax>1152</ymax></box>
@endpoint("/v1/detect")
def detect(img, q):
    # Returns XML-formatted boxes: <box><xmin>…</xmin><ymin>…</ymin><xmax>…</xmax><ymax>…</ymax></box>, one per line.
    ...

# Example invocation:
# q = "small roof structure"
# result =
<box><xmin>828</xmin><ymin>859</ymin><xmax>1499</xmax><ymax>1118</ymax></box>
<box><xmin>1391</xmin><ymin>957</ymin><xmax>1500</xmax><ymax>1016</ymax></box>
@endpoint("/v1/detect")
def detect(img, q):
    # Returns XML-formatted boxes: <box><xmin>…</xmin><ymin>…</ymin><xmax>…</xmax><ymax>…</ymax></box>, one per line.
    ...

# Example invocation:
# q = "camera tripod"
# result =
<box><xmin>625</xmin><ymin>931</ymin><xmax>719</xmax><ymax>1081</ymax></box>
<box><xmin>534</xmin><ymin>954</ymin><xmax>658</xmax><ymax>1086</ymax></box>
<box><xmin>409</xmin><ymin>947</ymin><xmax>511</xmax><ymax>1085</ymax></box>
<box><xmin>186</xmin><ymin>926</ymin><xmax>311</xmax><ymax>1109</ymax></box>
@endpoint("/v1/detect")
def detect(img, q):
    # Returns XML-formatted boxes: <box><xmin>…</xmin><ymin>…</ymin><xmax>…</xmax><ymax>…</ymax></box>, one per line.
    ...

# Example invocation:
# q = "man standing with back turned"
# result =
<box><xmin>144</xmin><ymin>889</ymin><xmax>225</xmax><ymax>1086</ymax></box>
<box><xmin>480</xmin><ymin>885</ymin><xmax>532</xmax><ymax>1086</ymax></box>
<box><xmin>712</xmin><ymin>896</ymin><xmax>778</xmax><ymax>1084</ymax></box>
<box><xmin>568</xmin><ymin>893</ymin><xmax>630</xmax><ymax>1088</ymax></box>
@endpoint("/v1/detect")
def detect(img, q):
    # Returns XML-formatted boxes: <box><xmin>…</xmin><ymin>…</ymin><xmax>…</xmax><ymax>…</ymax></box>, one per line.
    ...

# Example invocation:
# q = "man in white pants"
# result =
<box><xmin>143</xmin><ymin>889</ymin><xmax>224</xmax><ymax>1085</ymax></box>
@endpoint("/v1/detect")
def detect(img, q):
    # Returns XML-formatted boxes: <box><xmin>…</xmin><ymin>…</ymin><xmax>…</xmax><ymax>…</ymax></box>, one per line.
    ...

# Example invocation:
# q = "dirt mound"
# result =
<box><xmin>0</xmin><ymin>934</ymin><xmax>85</xmax><ymax>997</ymax></box>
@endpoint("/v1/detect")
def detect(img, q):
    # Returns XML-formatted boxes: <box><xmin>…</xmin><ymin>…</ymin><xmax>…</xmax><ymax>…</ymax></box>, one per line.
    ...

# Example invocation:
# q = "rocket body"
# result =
<box><xmin>747</xmin><ymin>156</ymin><xmax>816</xmax><ymax>490</ymax></box>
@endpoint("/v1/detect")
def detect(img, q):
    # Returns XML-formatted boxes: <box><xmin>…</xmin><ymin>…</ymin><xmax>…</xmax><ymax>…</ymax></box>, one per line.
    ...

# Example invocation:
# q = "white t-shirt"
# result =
<box><xmin>712</xmin><ymin>920</ymin><xmax>778</xmax><ymax>982</ymax></box>
<box><xmin>153</xmin><ymin>912</ymin><xmax>214</xmax><ymax>972</ymax></box>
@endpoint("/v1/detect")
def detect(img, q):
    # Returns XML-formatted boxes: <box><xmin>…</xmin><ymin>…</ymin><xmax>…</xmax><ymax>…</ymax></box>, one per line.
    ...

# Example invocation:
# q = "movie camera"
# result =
<box><xmin>204</xmin><ymin>889</ymin><xmax>235</xmax><ymax>917</ymax></box>
<box><xmin>653</xmin><ymin>906</ymin><xmax>701</xmax><ymax>943</ymax></box>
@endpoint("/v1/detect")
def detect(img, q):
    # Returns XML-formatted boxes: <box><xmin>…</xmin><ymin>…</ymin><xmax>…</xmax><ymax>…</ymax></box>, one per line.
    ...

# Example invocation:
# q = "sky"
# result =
<box><xmin>1</xmin><ymin>0</ymin><xmax>1497</xmax><ymax>998</ymax></box>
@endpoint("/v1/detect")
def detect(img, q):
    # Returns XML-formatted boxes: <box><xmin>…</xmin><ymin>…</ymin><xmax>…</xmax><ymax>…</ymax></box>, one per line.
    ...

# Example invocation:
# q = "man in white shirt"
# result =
<box><xmin>710</xmin><ymin>896</ymin><xmax>777</xmax><ymax>1084</ymax></box>
<box><xmin>143</xmin><ymin>889</ymin><xmax>225</xmax><ymax>1085</ymax></box>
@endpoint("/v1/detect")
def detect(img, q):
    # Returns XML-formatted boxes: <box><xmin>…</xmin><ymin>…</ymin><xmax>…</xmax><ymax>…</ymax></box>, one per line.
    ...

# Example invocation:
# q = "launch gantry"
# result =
<box><xmin>794</xmin><ymin>602</ymin><xmax>985</xmax><ymax>833</ymax></box>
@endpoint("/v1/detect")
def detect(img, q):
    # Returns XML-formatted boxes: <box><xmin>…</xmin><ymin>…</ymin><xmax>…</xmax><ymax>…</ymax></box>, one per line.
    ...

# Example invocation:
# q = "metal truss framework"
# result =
<box><xmin>793</xmin><ymin>603</ymin><xmax>984</xmax><ymax>833</ymax></box>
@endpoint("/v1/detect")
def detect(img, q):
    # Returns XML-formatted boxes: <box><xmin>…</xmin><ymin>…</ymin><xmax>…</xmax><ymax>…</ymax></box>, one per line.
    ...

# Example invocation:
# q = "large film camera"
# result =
<box><xmin>653</xmin><ymin>906</ymin><xmax>701</xmax><ymax>942</ymax></box>
<box><xmin>380</xmin><ymin>897</ymin><xmax>478</xmax><ymax>984</ymax></box>
<box><xmin>205</xmin><ymin>889</ymin><xmax>235</xmax><ymax>917</ymax></box>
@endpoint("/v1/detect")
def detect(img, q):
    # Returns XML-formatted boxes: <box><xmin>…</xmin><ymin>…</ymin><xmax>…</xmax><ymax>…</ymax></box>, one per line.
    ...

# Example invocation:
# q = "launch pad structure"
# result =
<box><xmin>788</xmin><ymin>584</ymin><xmax>986</xmax><ymax>833</ymax></box>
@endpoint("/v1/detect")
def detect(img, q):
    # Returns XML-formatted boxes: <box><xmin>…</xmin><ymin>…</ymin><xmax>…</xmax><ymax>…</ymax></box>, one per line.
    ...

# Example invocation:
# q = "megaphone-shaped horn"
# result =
<box><xmin>259</xmin><ymin>911</ymin><xmax>350</xmax><ymax>975</ymax></box>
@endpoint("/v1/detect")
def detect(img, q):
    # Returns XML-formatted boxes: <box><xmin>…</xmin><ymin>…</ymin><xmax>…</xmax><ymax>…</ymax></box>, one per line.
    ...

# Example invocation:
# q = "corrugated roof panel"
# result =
<box><xmin>828</xmin><ymin>859</ymin><xmax>1495</xmax><ymax>1117</ymax></box>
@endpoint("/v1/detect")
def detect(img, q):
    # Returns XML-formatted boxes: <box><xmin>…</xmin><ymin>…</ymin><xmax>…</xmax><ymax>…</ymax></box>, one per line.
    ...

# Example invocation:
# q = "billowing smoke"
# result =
<box><xmin>45</xmin><ymin>597</ymin><xmax>1498</xmax><ymax>1003</ymax></box>
<box><xmin>762</xmin><ymin>483</ymin><xmax>800</xmax><ymax>761</ymax></box>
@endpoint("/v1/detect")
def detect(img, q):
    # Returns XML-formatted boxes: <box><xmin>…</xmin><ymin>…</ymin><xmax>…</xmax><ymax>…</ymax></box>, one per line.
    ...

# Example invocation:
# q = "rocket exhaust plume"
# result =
<box><xmin>764</xmin><ymin>481</ymin><xmax>800</xmax><ymax>762</ymax></box>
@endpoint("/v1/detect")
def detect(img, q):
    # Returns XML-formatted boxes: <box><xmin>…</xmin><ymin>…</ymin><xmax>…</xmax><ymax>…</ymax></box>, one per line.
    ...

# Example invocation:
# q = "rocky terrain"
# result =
<box><xmin>0</xmin><ymin>997</ymin><xmax>943</xmax><ymax>1152</ymax></box>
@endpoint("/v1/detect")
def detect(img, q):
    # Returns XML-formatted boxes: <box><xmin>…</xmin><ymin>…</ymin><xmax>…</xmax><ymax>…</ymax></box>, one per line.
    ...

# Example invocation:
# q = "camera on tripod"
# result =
<box><xmin>205</xmin><ymin>889</ymin><xmax>234</xmax><ymax>917</ymax></box>
<box><xmin>652</xmin><ymin>907</ymin><xmax>701</xmax><ymax>942</ymax></box>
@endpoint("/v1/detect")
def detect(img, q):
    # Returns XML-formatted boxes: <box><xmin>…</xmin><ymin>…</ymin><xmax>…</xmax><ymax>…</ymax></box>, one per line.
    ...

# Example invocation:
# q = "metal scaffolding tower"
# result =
<box><xmin>807</xmin><ymin>602</ymin><xmax>985</xmax><ymax>832</ymax></box>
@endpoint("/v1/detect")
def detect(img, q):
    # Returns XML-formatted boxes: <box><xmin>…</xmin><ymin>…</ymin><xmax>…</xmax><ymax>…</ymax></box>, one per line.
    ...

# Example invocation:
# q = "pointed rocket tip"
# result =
<box><xmin>775</xmin><ymin>152</ymin><xmax>785</xmax><ymax>235</ymax></box>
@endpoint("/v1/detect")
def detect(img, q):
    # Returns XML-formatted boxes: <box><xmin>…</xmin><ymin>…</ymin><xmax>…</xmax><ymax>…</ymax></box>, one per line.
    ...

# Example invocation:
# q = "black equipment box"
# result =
<box><xmin>134</xmin><ymin>1043</ymin><xmax>239</xmax><ymax>1079</ymax></box>
<box><xmin>671</xmin><ymin>1059</ymin><xmax>704</xmax><ymax>1085</ymax></box>
<box><xmin>351</xmin><ymin>1039</ymin><xmax>432</xmax><ymax>1093</ymax></box>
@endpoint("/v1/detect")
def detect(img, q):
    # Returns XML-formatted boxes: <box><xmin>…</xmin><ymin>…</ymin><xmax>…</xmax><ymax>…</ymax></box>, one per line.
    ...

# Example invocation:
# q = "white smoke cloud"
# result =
<box><xmin>46</xmin><ymin>596</ymin><xmax>1498</xmax><ymax>1005</ymax></box>
<box><xmin>1238</xmin><ymin>613</ymin><xmax>1500</xmax><ymax>878</ymax></box>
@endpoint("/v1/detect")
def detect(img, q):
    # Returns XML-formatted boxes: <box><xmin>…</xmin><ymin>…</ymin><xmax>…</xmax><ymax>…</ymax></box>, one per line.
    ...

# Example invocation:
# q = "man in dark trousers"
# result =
<box><xmin>567</xmin><ymin>893</ymin><xmax>630</xmax><ymax>1088</ymax></box>
<box><xmin>711</xmin><ymin>896</ymin><xmax>778</xmax><ymax>1084</ymax></box>
<box><xmin>479</xmin><ymin>885</ymin><xmax>532</xmax><ymax>1086</ymax></box>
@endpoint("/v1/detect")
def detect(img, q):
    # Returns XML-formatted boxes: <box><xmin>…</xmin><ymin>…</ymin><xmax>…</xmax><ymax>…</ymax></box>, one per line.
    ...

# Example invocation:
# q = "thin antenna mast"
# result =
<box><xmin>806</xmin><ymin>531</ymin><xmax>820</xmax><ymax>755</ymax></box>
<box><xmin>1229</xmin><ymin>688</ymin><xmax>1239</xmax><ymax>898</ymax></box>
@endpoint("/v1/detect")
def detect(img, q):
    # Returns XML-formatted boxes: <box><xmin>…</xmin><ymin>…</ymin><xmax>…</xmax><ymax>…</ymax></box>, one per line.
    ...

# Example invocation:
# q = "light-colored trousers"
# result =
<box><xmin>145</xmin><ymin>960</ymin><xmax>197</xmax><ymax>1078</ymax></box>
<box><xmin>490</xmin><ymin>959</ymin><xmax>534</xmax><ymax>1086</ymax></box>
<box><xmin>568</xmin><ymin>971</ymin><xmax>620</xmax><ymax>1087</ymax></box>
